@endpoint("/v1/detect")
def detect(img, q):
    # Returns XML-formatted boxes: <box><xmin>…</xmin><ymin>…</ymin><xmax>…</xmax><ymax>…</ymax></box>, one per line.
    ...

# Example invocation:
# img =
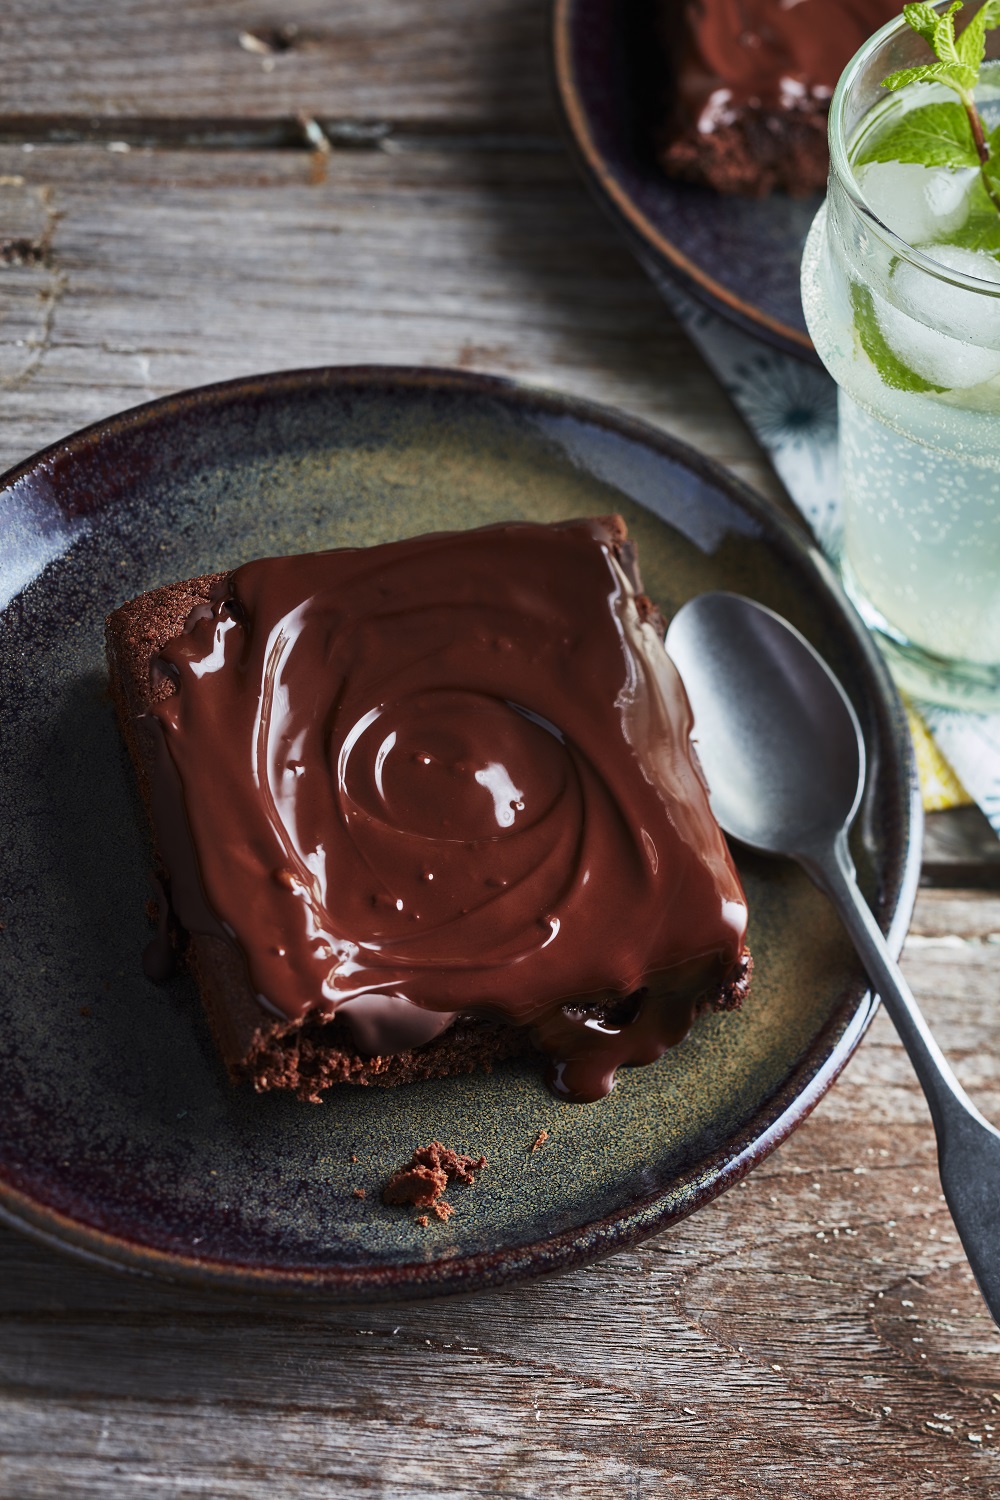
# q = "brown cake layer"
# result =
<box><xmin>106</xmin><ymin>525</ymin><xmax>751</xmax><ymax>1102</ymax></box>
<box><xmin>661</xmin><ymin>108</ymin><xmax>830</xmax><ymax>199</ymax></box>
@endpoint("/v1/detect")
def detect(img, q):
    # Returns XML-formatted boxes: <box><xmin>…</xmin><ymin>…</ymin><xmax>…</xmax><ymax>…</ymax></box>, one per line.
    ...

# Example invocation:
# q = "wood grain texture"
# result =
<box><xmin>0</xmin><ymin>0</ymin><xmax>554</xmax><ymax>135</ymax></box>
<box><xmin>1</xmin><ymin>891</ymin><xmax>999</xmax><ymax>1499</ymax></box>
<box><xmin>922</xmin><ymin>809</ymin><xmax>1000</xmax><ymax>889</ymax></box>
<box><xmin>0</xmin><ymin>142</ymin><xmax>779</xmax><ymax>501</ymax></box>
<box><xmin>2</xmin><ymin>2</ymin><xmax>999</xmax><ymax>1490</ymax></box>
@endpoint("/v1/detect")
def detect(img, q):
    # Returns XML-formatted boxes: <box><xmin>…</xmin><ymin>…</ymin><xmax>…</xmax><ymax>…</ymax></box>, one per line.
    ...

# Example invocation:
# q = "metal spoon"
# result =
<box><xmin>666</xmin><ymin>590</ymin><xmax>1000</xmax><ymax>1326</ymax></box>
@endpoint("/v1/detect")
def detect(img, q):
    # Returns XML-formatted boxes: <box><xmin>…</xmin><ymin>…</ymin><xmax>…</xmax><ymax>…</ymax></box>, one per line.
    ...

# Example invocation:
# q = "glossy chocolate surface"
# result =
<box><xmin>149</xmin><ymin>519</ymin><xmax>748</xmax><ymax>1100</ymax></box>
<box><xmin>675</xmin><ymin>0</ymin><xmax>898</xmax><ymax>129</ymax></box>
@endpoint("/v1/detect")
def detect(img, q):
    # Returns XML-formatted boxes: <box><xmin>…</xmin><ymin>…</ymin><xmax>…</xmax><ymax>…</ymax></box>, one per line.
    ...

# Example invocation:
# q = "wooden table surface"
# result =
<box><xmin>4</xmin><ymin>5</ymin><xmax>1000</xmax><ymax>1496</ymax></box>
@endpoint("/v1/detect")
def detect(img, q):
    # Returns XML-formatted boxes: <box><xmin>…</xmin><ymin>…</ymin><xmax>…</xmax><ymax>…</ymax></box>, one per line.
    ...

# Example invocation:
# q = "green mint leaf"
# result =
<box><xmin>952</xmin><ymin>205</ymin><xmax>1000</xmax><ymax>250</ymax></box>
<box><xmin>944</xmin><ymin>174</ymin><xmax>1000</xmax><ymax>246</ymax></box>
<box><xmin>950</xmin><ymin>172</ymin><xmax>1000</xmax><ymax>246</ymax></box>
<box><xmin>850</xmin><ymin>282</ymin><xmax>946</xmax><ymax>392</ymax></box>
<box><xmin>902</xmin><ymin>1</ymin><xmax>939</xmax><ymax>45</ymax></box>
<box><xmin>879</xmin><ymin>63</ymin><xmax>934</xmax><ymax>88</ymax></box>
<box><xmin>955</xmin><ymin>0</ymin><xmax>1000</xmax><ymax>66</ymax></box>
<box><xmin>932</xmin><ymin>0</ymin><xmax>966</xmax><ymax>65</ymax></box>
<box><xmin>884</xmin><ymin>57</ymin><xmax>979</xmax><ymax>91</ymax></box>
<box><xmin>855</xmin><ymin>100</ymin><xmax>979</xmax><ymax>167</ymax></box>
<box><xmin>966</xmin><ymin>171</ymin><xmax>1000</xmax><ymax>213</ymax></box>
<box><xmin>957</xmin><ymin>1</ymin><xmax>992</xmax><ymax>67</ymax></box>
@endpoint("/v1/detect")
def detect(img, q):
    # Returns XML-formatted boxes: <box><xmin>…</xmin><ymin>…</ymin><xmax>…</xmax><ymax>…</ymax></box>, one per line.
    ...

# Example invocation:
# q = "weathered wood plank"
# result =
<box><xmin>903</xmin><ymin>889</ymin><xmax>1000</xmax><ymax>940</ymax></box>
<box><xmin>922</xmin><ymin>808</ymin><xmax>1000</xmax><ymax>887</ymax></box>
<box><xmin>1</xmin><ymin>890</ymin><xmax>998</xmax><ymax>1498</ymax></box>
<box><xmin>0</xmin><ymin>0</ymin><xmax>555</xmax><ymax>135</ymax></box>
<box><xmin>0</xmin><ymin>143</ymin><xmax>777</xmax><ymax>498</ymax></box>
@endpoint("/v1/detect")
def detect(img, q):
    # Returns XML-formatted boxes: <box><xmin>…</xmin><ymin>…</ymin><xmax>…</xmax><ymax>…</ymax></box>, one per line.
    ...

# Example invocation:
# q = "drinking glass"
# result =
<box><xmin>801</xmin><ymin>3</ymin><xmax>1000</xmax><ymax>710</ymax></box>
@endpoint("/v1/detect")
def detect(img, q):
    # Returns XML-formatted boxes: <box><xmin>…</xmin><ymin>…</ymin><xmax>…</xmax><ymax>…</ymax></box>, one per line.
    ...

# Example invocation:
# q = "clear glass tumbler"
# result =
<box><xmin>801</xmin><ymin>5</ymin><xmax>1000</xmax><ymax>711</ymax></box>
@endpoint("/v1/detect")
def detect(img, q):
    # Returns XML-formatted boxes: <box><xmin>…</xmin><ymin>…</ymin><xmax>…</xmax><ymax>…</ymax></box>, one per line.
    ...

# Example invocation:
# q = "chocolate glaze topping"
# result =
<box><xmin>674</xmin><ymin>0</ymin><xmax>898</xmax><ymax>132</ymax></box>
<box><xmin>147</xmin><ymin>520</ymin><xmax>749</xmax><ymax>1101</ymax></box>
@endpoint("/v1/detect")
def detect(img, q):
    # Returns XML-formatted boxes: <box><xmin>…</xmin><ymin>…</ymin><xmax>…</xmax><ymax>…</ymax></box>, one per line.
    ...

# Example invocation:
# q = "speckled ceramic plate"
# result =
<box><xmin>0</xmin><ymin>366</ymin><xmax>918</xmax><ymax>1299</ymax></box>
<box><xmin>552</xmin><ymin>0</ymin><xmax>821</xmax><ymax>359</ymax></box>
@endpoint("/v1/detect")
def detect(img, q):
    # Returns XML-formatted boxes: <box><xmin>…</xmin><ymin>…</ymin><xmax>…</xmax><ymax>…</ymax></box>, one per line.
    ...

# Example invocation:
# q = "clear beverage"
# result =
<box><xmin>841</xmin><ymin>396</ymin><xmax>1000</xmax><ymax>664</ymax></box>
<box><xmin>801</xmin><ymin>35</ymin><xmax>1000</xmax><ymax>710</ymax></box>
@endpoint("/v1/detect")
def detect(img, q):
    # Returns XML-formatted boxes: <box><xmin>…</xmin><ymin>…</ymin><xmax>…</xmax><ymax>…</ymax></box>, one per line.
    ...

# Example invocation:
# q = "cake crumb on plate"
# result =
<box><xmin>382</xmin><ymin>1141</ymin><xmax>486</xmax><ymax>1220</ymax></box>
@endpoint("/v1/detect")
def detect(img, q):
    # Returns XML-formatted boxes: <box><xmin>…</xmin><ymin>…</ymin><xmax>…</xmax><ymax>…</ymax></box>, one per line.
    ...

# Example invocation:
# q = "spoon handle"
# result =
<box><xmin>801</xmin><ymin>831</ymin><xmax>1000</xmax><ymax>1326</ymax></box>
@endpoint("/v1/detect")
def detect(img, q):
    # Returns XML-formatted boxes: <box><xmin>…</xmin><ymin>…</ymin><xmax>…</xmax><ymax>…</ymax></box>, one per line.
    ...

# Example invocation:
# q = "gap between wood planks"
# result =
<box><xmin>0</xmin><ymin>115</ymin><xmax>563</xmax><ymax>152</ymax></box>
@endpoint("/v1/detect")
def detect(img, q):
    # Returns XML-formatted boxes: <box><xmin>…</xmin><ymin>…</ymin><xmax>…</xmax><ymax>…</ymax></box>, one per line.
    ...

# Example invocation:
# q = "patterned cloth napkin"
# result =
<box><xmin>652</xmin><ymin>273</ymin><xmax>1000</xmax><ymax>839</ymax></box>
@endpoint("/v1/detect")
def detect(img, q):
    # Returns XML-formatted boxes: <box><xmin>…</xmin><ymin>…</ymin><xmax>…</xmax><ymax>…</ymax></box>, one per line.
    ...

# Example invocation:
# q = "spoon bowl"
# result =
<box><xmin>666</xmin><ymin>592</ymin><xmax>864</xmax><ymax>861</ymax></box>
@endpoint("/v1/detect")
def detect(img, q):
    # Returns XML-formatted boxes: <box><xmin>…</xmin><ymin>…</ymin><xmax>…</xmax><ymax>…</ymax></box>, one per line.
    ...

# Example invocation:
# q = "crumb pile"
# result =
<box><xmin>382</xmin><ymin>1141</ymin><xmax>487</xmax><ymax>1223</ymax></box>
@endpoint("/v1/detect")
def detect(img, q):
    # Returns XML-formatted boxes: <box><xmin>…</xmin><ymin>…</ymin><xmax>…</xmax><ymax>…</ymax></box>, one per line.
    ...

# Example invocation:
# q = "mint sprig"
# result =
<box><xmin>857</xmin><ymin>0</ymin><xmax>1000</xmax><ymax>213</ymax></box>
<box><xmin>849</xmin><ymin>3</ymin><xmax>1000</xmax><ymax>390</ymax></box>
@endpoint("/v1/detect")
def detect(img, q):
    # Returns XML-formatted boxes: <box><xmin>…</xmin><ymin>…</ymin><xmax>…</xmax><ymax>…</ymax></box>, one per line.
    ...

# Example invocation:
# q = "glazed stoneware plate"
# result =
<box><xmin>0</xmin><ymin>366</ymin><xmax>918</xmax><ymax>1299</ymax></box>
<box><xmin>552</xmin><ymin>0</ymin><xmax>821</xmax><ymax>359</ymax></box>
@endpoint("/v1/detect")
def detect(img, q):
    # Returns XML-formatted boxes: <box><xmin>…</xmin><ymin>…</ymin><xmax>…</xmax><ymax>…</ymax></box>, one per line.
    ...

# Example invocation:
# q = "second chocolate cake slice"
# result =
<box><xmin>106</xmin><ymin>517</ymin><xmax>751</xmax><ymax>1102</ymax></box>
<box><xmin>659</xmin><ymin>0</ymin><xmax>899</xmax><ymax>196</ymax></box>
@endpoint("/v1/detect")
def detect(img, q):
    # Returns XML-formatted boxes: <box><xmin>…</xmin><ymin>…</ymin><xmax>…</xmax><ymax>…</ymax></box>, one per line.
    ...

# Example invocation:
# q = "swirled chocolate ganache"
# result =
<box><xmin>660</xmin><ymin>0</ymin><xmax>899</xmax><ymax>195</ymax></box>
<box><xmin>106</xmin><ymin>518</ymin><xmax>751</xmax><ymax>1102</ymax></box>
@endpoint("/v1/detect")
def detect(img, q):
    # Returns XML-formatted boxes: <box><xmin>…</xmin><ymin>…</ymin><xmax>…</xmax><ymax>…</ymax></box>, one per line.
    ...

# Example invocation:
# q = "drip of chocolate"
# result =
<box><xmin>146</xmin><ymin>520</ymin><xmax>749</xmax><ymax>1101</ymax></box>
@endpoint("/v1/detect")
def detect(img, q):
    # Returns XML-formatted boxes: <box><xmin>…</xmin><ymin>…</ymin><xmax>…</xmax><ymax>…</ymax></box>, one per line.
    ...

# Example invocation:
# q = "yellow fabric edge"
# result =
<box><xmin>905</xmin><ymin>703</ymin><xmax>973</xmax><ymax>812</ymax></box>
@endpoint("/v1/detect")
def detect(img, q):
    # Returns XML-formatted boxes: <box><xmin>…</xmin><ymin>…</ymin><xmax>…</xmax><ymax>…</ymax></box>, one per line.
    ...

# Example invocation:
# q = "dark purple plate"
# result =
<box><xmin>552</xmin><ymin>0</ymin><xmax>821</xmax><ymax>359</ymax></box>
<box><xmin>0</xmin><ymin>366</ymin><xmax>917</xmax><ymax>1299</ymax></box>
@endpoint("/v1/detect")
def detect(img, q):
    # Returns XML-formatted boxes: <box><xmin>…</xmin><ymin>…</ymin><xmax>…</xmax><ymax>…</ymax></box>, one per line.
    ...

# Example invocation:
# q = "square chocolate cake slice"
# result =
<box><xmin>106</xmin><ymin>518</ymin><xmax>750</xmax><ymax>1102</ymax></box>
